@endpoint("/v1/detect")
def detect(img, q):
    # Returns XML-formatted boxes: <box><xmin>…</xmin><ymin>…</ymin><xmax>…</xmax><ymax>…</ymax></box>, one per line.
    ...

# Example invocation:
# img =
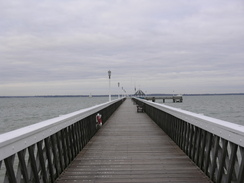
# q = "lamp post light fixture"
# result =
<box><xmin>108</xmin><ymin>70</ymin><xmax>111</xmax><ymax>101</ymax></box>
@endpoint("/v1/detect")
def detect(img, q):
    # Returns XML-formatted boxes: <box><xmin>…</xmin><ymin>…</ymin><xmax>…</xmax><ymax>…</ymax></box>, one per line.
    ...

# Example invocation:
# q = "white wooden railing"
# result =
<box><xmin>0</xmin><ymin>98</ymin><xmax>125</xmax><ymax>183</ymax></box>
<box><xmin>133</xmin><ymin>97</ymin><xmax>244</xmax><ymax>183</ymax></box>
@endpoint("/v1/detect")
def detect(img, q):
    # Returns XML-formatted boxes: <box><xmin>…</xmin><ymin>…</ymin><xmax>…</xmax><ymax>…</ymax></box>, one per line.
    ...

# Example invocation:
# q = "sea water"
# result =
<box><xmin>0</xmin><ymin>96</ymin><xmax>116</xmax><ymax>134</ymax></box>
<box><xmin>161</xmin><ymin>95</ymin><xmax>244</xmax><ymax>126</ymax></box>
<box><xmin>0</xmin><ymin>95</ymin><xmax>243</xmax><ymax>134</ymax></box>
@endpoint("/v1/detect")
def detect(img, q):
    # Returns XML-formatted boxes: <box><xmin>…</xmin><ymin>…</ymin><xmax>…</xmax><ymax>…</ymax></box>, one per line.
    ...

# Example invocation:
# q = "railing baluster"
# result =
<box><xmin>68</xmin><ymin>126</ymin><xmax>75</xmax><ymax>160</ymax></box>
<box><xmin>237</xmin><ymin>146</ymin><xmax>244</xmax><ymax>183</ymax></box>
<box><xmin>55</xmin><ymin>132</ymin><xmax>64</xmax><ymax>172</ymax></box>
<box><xmin>51</xmin><ymin>134</ymin><xmax>60</xmax><ymax>176</ymax></box>
<box><xmin>4</xmin><ymin>155</ymin><xmax>17</xmax><ymax>183</ymax></box>
<box><xmin>191</xmin><ymin>125</ymin><xmax>198</xmax><ymax>160</ymax></box>
<box><xmin>72</xmin><ymin>124</ymin><xmax>78</xmax><ymax>155</ymax></box>
<box><xmin>76</xmin><ymin>122</ymin><xmax>82</xmax><ymax>152</ymax></box>
<box><xmin>194</xmin><ymin>127</ymin><xmax>201</xmax><ymax>163</ymax></box>
<box><xmin>199</xmin><ymin>130</ymin><xmax>207</xmax><ymax>169</ymax></box>
<box><xmin>203</xmin><ymin>132</ymin><xmax>213</xmax><ymax>175</ymax></box>
<box><xmin>80</xmin><ymin>119</ymin><xmax>85</xmax><ymax>148</ymax></box>
<box><xmin>44</xmin><ymin>137</ymin><xmax>55</xmax><ymax>183</ymax></box>
<box><xmin>64</xmin><ymin>127</ymin><xmax>72</xmax><ymax>164</ymax></box>
<box><xmin>28</xmin><ymin>144</ymin><xmax>40</xmax><ymax>183</ymax></box>
<box><xmin>17</xmin><ymin>150</ymin><xmax>29</xmax><ymax>182</ymax></box>
<box><xmin>182</xmin><ymin>122</ymin><xmax>187</xmax><ymax>153</ymax></box>
<box><xmin>216</xmin><ymin>138</ymin><xmax>228</xmax><ymax>183</ymax></box>
<box><xmin>88</xmin><ymin>115</ymin><xmax>93</xmax><ymax>139</ymax></box>
<box><xmin>37</xmin><ymin>140</ymin><xmax>49</xmax><ymax>183</ymax></box>
<box><xmin>61</xmin><ymin>129</ymin><xmax>68</xmax><ymax>168</ymax></box>
<box><xmin>179</xmin><ymin>119</ymin><xmax>183</xmax><ymax>146</ymax></box>
<box><xmin>188</xmin><ymin>124</ymin><xmax>194</xmax><ymax>158</ymax></box>
<box><xmin>185</xmin><ymin>123</ymin><xmax>190</xmax><ymax>155</ymax></box>
<box><xmin>210</xmin><ymin>135</ymin><xmax>220</xmax><ymax>181</ymax></box>
<box><xmin>76</xmin><ymin>122</ymin><xmax>81</xmax><ymax>151</ymax></box>
<box><xmin>173</xmin><ymin>118</ymin><xmax>178</xmax><ymax>144</ymax></box>
<box><xmin>84</xmin><ymin>119</ymin><xmax>89</xmax><ymax>144</ymax></box>
<box><xmin>225</xmin><ymin>142</ymin><xmax>238</xmax><ymax>183</ymax></box>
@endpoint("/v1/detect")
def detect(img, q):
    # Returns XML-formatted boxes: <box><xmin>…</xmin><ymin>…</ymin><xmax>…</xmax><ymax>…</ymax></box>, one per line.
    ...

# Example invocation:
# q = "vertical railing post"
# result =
<box><xmin>225</xmin><ymin>142</ymin><xmax>238</xmax><ymax>183</ymax></box>
<box><xmin>194</xmin><ymin>127</ymin><xmax>201</xmax><ymax>163</ymax></box>
<box><xmin>76</xmin><ymin>122</ymin><xmax>82</xmax><ymax>152</ymax></box>
<box><xmin>179</xmin><ymin>120</ymin><xmax>184</xmax><ymax>149</ymax></box>
<box><xmin>44</xmin><ymin>137</ymin><xmax>55</xmax><ymax>183</ymax></box>
<box><xmin>4</xmin><ymin>155</ymin><xmax>17</xmax><ymax>183</ymax></box>
<box><xmin>37</xmin><ymin>140</ymin><xmax>49</xmax><ymax>183</ymax></box>
<box><xmin>188</xmin><ymin>124</ymin><xmax>194</xmax><ymax>159</ymax></box>
<box><xmin>216</xmin><ymin>139</ymin><xmax>228</xmax><ymax>183</ymax></box>
<box><xmin>28</xmin><ymin>144</ymin><xmax>40</xmax><ymax>183</ymax></box>
<box><xmin>51</xmin><ymin>135</ymin><xmax>60</xmax><ymax>176</ymax></box>
<box><xmin>237</xmin><ymin>147</ymin><xmax>244</xmax><ymax>183</ymax></box>
<box><xmin>185</xmin><ymin>123</ymin><xmax>190</xmax><ymax>155</ymax></box>
<box><xmin>175</xmin><ymin>118</ymin><xmax>179</xmax><ymax>141</ymax></box>
<box><xmin>55</xmin><ymin>132</ymin><xmax>64</xmax><ymax>172</ymax></box>
<box><xmin>64</xmin><ymin>127</ymin><xmax>71</xmax><ymax>164</ymax></box>
<box><xmin>210</xmin><ymin>136</ymin><xmax>220</xmax><ymax>181</ymax></box>
<box><xmin>198</xmin><ymin>130</ymin><xmax>206</xmax><ymax>169</ymax></box>
<box><xmin>17</xmin><ymin>150</ymin><xmax>29</xmax><ymax>182</ymax></box>
<box><xmin>182</xmin><ymin>122</ymin><xmax>187</xmax><ymax>153</ymax></box>
<box><xmin>61</xmin><ymin>129</ymin><xmax>68</xmax><ymax>167</ymax></box>
<box><xmin>203</xmin><ymin>133</ymin><xmax>212</xmax><ymax>175</ymax></box>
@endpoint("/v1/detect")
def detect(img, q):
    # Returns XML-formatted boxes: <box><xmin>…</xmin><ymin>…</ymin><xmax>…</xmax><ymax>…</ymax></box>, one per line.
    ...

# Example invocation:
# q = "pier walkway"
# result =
<box><xmin>56</xmin><ymin>99</ymin><xmax>212</xmax><ymax>182</ymax></box>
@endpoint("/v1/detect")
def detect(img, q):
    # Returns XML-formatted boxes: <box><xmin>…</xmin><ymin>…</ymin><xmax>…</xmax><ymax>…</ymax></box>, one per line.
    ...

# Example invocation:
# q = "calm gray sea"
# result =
<box><xmin>162</xmin><ymin>95</ymin><xmax>244</xmax><ymax>126</ymax></box>
<box><xmin>0</xmin><ymin>95</ymin><xmax>243</xmax><ymax>134</ymax></box>
<box><xmin>0</xmin><ymin>96</ymin><xmax>117</xmax><ymax>134</ymax></box>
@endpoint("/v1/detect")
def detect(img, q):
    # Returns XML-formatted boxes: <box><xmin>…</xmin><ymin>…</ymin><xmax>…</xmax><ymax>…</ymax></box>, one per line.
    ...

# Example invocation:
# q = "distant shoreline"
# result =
<box><xmin>0</xmin><ymin>93</ymin><xmax>243</xmax><ymax>98</ymax></box>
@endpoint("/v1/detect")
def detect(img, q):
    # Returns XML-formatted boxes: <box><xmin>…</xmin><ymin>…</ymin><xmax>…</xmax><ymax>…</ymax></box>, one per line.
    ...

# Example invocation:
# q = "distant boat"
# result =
<box><xmin>89</xmin><ymin>93</ymin><xmax>92</xmax><ymax>98</ymax></box>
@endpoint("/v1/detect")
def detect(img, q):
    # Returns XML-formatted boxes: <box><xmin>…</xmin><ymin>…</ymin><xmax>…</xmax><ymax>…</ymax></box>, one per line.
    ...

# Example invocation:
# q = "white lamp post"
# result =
<box><xmin>108</xmin><ymin>70</ymin><xmax>111</xmax><ymax>101</ymax></box>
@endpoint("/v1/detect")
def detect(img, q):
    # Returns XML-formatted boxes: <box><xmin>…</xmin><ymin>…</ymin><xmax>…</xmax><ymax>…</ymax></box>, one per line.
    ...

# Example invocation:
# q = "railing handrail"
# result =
<box><xmin>0</xmin><ymin>98</ymin><xmax>123</xmax><ymax>160</ymax></box>
<box><xmin>134</xmin><ymin>97</ymin><xmax>244</xmax><ymax>147</ymax></box>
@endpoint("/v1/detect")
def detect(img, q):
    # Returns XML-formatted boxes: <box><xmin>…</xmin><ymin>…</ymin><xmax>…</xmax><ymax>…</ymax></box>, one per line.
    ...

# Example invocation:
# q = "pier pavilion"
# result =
<box><xmin>0</xmin><ymin>97</ymin><xmax>243</xmax><ymax>183</ymax></box>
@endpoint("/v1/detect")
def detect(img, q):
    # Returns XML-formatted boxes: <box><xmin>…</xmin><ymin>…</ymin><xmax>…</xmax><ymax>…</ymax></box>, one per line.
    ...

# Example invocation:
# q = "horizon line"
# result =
<box><xmin>0</xmin><ymin>92</ymin><xmax>244</xmax><ymax>98</ymax></box>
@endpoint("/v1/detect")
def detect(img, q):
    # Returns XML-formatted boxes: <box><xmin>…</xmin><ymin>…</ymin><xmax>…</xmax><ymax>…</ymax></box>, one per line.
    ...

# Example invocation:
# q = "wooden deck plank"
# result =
<box><xmin>56</xmin><ymin>99</ymin><xmax>212</xmax><ymax>183</ymax></box>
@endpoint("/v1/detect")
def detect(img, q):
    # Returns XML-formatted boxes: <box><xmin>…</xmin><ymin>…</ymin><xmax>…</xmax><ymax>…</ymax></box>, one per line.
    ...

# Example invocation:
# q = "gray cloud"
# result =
<box><xmin>0</xmin><ymin>0</ymin><xmax>244</xmax><ymax>95</ymax></box>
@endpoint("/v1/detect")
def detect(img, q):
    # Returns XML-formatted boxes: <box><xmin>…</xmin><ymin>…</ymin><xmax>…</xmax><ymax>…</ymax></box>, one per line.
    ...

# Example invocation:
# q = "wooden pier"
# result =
<box><xmin>56</xmin><ymin>99</ymin><xmax>211</xmax><ymax>182</ymax></box>
<box><xmin>142</xmin><ymin>95</ymin><xmax>183</xmax><ymax>103</ymax></box>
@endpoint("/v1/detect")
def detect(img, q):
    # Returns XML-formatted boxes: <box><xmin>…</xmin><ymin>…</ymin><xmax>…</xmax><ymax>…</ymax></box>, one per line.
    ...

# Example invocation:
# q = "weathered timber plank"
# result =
<box><xmin>55</xmin><ymin>99</ymin><xmax>212</xmax><ymax>183</ymax></box>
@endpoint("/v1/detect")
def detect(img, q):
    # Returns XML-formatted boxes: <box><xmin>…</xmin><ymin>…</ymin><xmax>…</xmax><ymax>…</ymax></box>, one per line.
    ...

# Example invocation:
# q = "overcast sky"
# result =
<box><xmin>0</xmin><ymin>0</ymin><xmax>244</xmax><ymax>96</ymax></box>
